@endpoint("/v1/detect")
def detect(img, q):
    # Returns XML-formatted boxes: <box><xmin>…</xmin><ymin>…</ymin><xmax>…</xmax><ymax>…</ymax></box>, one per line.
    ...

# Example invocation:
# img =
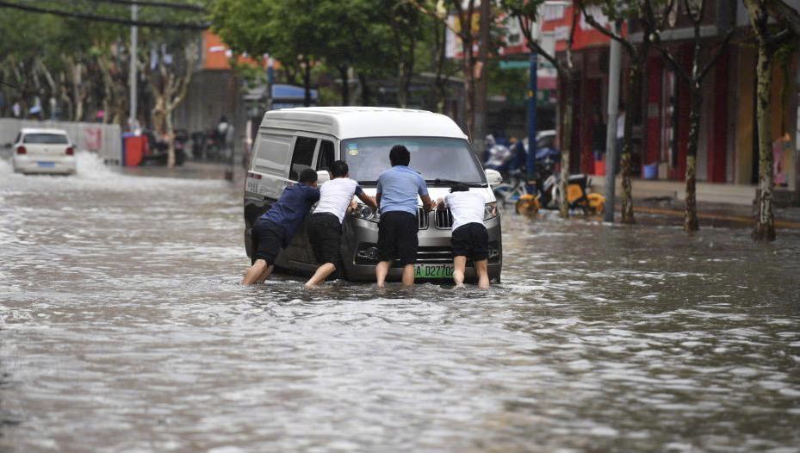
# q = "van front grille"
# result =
<box><xmin>417</xmin><ymin>207</ymin><xmax>429</xmax><ymax>230</ymax></box>
<box><xmin>435</xmin><ymin>208</ymin><xmax>454</xmax><ymax>229</ymax></box>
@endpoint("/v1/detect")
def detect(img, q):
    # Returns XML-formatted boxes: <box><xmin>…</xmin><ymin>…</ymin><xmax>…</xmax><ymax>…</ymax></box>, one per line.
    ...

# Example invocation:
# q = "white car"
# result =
<box><xmin>12</xmin><ymin>128</ymin><xmax>77</xmax><ymax>175</ymax></box>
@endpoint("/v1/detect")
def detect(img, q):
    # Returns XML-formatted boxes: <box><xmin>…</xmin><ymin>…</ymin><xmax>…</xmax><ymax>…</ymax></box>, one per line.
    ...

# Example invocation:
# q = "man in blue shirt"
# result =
<box><xmin>242</xmin><ymin>168</ymin><xmax>320</xmax><ymax>285</ymax></box>
<box><xmin>375</xmin><ymin>145</ymin><xmax>433</xmax><ymax>287</ymax></box>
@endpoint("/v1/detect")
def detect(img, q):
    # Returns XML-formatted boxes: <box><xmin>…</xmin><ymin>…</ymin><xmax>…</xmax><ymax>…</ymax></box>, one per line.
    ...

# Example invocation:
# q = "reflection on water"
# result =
<box><xmin>1</xmin><ymin>155</ymin><xmax>799</xmax><ymax>452</ymax></box>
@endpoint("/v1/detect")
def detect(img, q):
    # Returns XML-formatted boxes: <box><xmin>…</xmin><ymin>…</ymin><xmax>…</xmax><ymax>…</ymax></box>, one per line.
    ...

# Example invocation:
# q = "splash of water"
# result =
<box><xmin>75</xmin><ymin>151</ymin><xmax>116</xmax><ymax>180</ymax></box>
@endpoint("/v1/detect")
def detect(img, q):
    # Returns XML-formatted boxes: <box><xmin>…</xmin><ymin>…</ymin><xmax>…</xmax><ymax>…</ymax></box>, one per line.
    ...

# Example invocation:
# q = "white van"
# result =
<box><xmin>243</xmin><ymin>107</ymin><xmax>503</xmax><ymax>282</ymax></box>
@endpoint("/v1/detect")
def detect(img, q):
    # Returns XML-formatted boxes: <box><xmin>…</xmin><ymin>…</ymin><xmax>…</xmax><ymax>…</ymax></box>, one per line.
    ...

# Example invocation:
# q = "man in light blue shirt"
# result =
<box><xmin>375</xmin><ymin>145</ymin><xmax>433</xmax><ymax>287</ymax></box>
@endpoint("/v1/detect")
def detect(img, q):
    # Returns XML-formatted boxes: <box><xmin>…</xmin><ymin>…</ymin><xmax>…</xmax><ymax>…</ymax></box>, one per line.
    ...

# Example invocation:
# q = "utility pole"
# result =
<box><xmin>527</xmin><ymin>52</ymin><xmax>538</xmax><ymax>190</ymax></box>
<box><xmin>474</xmin><ymin>0</ymin><xmax>491</xmax><ymax>160</ymax></box>
<box><xmin>129</xmin><ymin>3</ymin><xmax>138</xmax><ymax>130</ymax></box>
<box><xmin>603</xmin><ymin>24</ymin><xmax>622</xmax><ymax>223</ymax></box>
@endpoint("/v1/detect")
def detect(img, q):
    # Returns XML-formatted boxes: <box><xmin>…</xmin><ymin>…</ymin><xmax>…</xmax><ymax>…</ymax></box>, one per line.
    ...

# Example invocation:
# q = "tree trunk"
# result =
<box><xmin>166</xmin><ymin>111</ymin><xmax>175</xmax><ymax>169</ymax></box>
<box><xmin>684</xmin><ymin>83</ymin><xmax>702</xmax><ymax>232</ymax></box>
<box><xmin>358</xmin><ymin>72</ymin><xmax>371</xmax><ymax>106</ymax></box>
<box><xmin>473</xmin><ymin>0</ymin><xmax>491</xmax><ymax>157</ymax></box>
<box><xmin>621</xmin><ymin>61</ymin><xmax>642</xmax><ymax>224</ymax></box>
<box><xmin>302</xmin><ymin>57</ymin><xmax>312</xmax><ymax>107</ymax></box>
<box><xmin>753</xmin><ymin>41</ymin><xmax>776</xmax><ymax>240</ymax></box>
<box><xmin>462</xmin><ymin>49</ymin><xmax>476</xmax><ymax>142</ymax></box>
<box><xmin>559</xmin><ymin>72</ymin><xmax>574</xmax><ymax>218</ymax></box>
<box><xmin>433</xmin><ymin>20</ymin><xmax>448</xmax><ymax>113</ymax></box>
<box><xmin>338</xmin><ymin>65</ymin><xmax>349</xmax><ymax>106</ymax></box>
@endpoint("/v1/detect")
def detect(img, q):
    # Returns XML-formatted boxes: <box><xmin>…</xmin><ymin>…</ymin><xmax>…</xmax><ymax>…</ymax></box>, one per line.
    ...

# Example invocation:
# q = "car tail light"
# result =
<box><xmin>66</xmin><ymin>147</ymin><xmax>74</xmax><ymax>156</ymax></box>
<box><xmin>16</xmin><ymin>146</ymin><xmax>26</xmax><ymax>155</ymax></box>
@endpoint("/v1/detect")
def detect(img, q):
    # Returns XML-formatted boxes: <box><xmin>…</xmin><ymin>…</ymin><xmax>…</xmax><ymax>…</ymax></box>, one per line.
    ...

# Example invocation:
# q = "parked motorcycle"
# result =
<box><xmin>513</xmin><ymin>147</ymin><xmax>605</xmax><ymax>216</ymax></box>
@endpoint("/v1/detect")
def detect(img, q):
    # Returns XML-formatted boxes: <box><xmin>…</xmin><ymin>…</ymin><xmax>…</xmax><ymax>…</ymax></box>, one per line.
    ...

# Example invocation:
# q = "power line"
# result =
<box><xmin>85</xmin><ymin>0</ymin><xmax>206</xmax><ymax>13</ymax></box>
<box><xmin>0</xmin><ymin>0</ymin><xmax>210</xmax><ymax>29</ymax></box>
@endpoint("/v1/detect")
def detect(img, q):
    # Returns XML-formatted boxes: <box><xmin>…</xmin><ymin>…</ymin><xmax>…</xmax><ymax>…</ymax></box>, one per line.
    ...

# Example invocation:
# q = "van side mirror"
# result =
<box><xmin>317</xmin><ymin>170</ymin><xmax>331</xmax><ymax>185</ymax></box>
<box><xmin>485</xmin><ymin>169</ymin><xmax>503</xmax><ymax>187</ymax></box>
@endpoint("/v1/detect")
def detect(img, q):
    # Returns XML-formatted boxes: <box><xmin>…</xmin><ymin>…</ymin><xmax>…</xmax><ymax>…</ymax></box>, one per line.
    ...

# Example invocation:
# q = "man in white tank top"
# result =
<box><xmin>305</xmin><ymin>160</ymin><xmax>377</xmax><ymax>287</ymax></box>
<box><xmin>437</xmin><ymin>183</ymin><xmax>492</xmax><ymax>289</ymax></box>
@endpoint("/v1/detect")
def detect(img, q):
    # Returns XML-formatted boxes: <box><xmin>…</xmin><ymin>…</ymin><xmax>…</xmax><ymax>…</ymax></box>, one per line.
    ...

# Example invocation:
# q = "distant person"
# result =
<box><xmin>12</xmin><ymin>101</ymin><xmax>21</xmax><ymax>118</ymax></box>
<box><xmin>375</xmin><ymin>145</ymin><xmax>433</xmax><ymax>288</ymax></box>
<box><xmin>436</xmin><ymin>183</ymin><xmax>492</xmax><ymax>289</ymax></box>
<box><xmin>591</xmin><ymin>111</ymin><xmax>606</xmax><ymax>161</ymax></box>
<box><xmin>305</xmin><ymin>160</ymin><xmax>377</xmax><ymax>288</ymax></box>
<box><xmin>242</xmin><ymin>169</ymin><xmax>320</xmax><ymax>285</ymax></box>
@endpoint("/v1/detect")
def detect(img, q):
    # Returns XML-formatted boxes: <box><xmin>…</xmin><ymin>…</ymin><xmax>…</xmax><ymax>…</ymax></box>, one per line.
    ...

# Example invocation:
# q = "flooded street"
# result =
<box><xmin>1</xmin><ymin>155</ymin><xmax>799</xmax><ymax>452</ymax></box>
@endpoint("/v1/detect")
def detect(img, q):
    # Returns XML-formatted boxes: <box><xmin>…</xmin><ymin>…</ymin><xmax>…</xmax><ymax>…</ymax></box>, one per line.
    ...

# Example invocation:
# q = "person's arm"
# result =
<box><xmin>420</xmin><ymin>194</ymin><xmax>433</xmax><ymax>213</ymax></box>
<box><xmin>375</xmin><ymin>178</ymin><xmax>383</xmax><ymax>211</ymax></box>
<box><xmin>418</xmin><ymin>177</ymin><xmax>432</xmax><ymax>212</ymax></box>
<box><xmin>357</xmin><ymin>191</ymin><xmax>378</xmax><ymax>211</ymax></box>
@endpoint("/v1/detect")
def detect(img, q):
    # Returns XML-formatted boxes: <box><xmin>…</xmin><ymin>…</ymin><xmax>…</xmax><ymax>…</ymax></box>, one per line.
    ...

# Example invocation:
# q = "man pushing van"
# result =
<box><xmin>436</xmin><ymin>183</ymin><xmax>493</xmax><ymax>289</ymax></box>
<box><xmin>305</xmin><ymin>160</ymin><xmax>377</xmax><ymax>288</ymax></box>
<box><xmin>375</xmin><ymin>145</ymin><xmax>433</xmax><ymax>288</ymax></box>
<box><xmin>242</xmin><ymin>168</ymin><xmax>320</xmax><ymax>285</ymax></box>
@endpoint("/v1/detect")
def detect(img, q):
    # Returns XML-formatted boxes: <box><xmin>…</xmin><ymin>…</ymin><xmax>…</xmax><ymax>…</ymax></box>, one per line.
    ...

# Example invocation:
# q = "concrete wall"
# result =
<box><xmin>0</xmin><ymin>119</ymin><xmax>122</xmax><ymax>163</ymax></box>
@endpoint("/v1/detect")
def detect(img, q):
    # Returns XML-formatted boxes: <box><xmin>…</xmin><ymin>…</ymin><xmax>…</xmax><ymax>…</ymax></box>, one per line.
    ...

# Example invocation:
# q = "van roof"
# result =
<box><xmin>260</xmin><ymin>107</ymin><xmax>468</xmax><ymax>140</ymax></box>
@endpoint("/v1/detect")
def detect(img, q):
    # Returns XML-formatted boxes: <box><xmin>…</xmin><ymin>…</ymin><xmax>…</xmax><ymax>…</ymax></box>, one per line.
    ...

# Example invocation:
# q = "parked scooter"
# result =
<box><xmin>514</xmin><ymin>147</ymin><xmax>605</xmax><ymax>216</ymax></box>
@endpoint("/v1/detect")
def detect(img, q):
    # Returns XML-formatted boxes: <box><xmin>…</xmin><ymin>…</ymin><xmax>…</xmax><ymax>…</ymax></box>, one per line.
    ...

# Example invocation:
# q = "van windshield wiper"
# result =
<box><xmin>425</xmin><ymin>178</ymin><xmax>487</xmax><ymax>188</ymax></box>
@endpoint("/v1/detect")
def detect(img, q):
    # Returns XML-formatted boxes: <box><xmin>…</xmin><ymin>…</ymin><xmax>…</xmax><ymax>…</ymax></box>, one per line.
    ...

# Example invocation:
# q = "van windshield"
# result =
<box><xmin>341</xmin><ymin>137</ymin><xmax>486</xmax><ymax>186</ymax></box>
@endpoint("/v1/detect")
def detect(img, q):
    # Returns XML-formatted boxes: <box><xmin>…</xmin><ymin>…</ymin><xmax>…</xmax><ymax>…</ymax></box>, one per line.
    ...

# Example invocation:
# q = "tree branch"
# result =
<box><xmin>577</xmin><ymin>1</ymin><xmax>636</xmax><ymax>55</ymax></box>
<box><xmin>698</xmin><ymin>27</ymin><xmax>734</xmax><ymax>82</ymax></box>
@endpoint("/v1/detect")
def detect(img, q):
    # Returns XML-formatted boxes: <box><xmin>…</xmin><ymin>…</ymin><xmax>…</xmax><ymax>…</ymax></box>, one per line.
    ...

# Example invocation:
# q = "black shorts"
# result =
<box><xmin>451</xmin><ymin>223</ymin><xmax>488</xmax><ymax>261</ymax></box>
<box><xmin>251</xmin><ymin>219</ymin><xmax>286</xmax><ymax>266</ymax></box>
<box><xmin>377</xmin><ymin>211</ymin><xmax>418</xmax><ymax>266</ymax></box>
<box><xmin>308</xmin><ymin>212</ymin><xmax>342</xmax><ymax>267</ymax></box>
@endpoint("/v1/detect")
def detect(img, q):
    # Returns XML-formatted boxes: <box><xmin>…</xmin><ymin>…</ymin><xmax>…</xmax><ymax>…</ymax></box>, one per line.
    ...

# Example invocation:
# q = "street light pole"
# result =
<box><xmin>603</xmin><ymin>23</ymin><xmax>622</xmax><ymax>223</ymax></box>
<box><xmin>129</xmin><ymin>3</ymin><xmax>138</xmax><ymax>130</ymax></box>
<box><xmin>527</xmin><ymin>51</ymin><xmax>538</xmax><ymax>190</ymax></box>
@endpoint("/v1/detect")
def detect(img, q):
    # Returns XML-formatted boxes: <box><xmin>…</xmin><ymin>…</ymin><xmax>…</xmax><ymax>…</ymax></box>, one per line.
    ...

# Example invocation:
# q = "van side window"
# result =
<box><xmin>289</xmin><ymin>137</ymin><xmax>317</xmax><ymax>180</ymax></box>
<box><xmin>317</xmin><ymin>140</ymin><xmax>334</xmax><ymax>171</ymax></box>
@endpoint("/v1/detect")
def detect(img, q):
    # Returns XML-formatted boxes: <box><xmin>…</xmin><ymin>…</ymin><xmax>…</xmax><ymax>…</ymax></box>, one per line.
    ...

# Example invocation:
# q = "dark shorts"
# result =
<box><xmin>451</xmin><ymin>223</ymin><xmax>488</xmax><ymax>261</ymax></box>
<box><xmin>377</xmin><ymin>211</ymin><xmax>418</xmax><ymax>266</ymax></box>
<box><xmin>251</xmin><ymin>219</ymin><xmax>286</xmax><ymax>266</ymax></box>
<box><xmin>308</xmin><ymin>212</ymin><xmax>342</xmax><ymax>268</ymax></box>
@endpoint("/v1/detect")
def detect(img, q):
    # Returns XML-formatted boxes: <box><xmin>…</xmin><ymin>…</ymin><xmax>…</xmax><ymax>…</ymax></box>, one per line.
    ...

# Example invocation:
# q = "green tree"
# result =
<box><xmin>645</xmin><ymin>0</ymin><xmax>733</xmax><ymax>232</ymax></box>
<box><xmin>743</xmin><ymin>0</ymin><xmax>800</xmax><ymax>241</ymax></box>
<box><xmin>578</xmin><ymin>0</ymin><xmax>655</xmax><ymax>225</ymax></box>
<box><xmin>501</xmin><ymin>0</ymin><xmax>579</xmax><ymax>218</ymax></box>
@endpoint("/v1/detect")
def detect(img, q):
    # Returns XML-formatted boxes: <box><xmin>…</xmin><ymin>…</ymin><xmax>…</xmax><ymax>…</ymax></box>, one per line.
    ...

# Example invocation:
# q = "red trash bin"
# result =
<box><xmin>123</xmin><ymin>136</ymin><xmax>148</xmax><ymax>167</ymax></box>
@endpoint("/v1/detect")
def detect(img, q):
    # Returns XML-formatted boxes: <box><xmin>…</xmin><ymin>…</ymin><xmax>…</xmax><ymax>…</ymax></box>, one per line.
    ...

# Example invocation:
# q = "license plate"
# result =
<box><xmin>246</xmin><ymin>179</ymin><xmax>259</xmax><ymax>193</ymax></box>
<box><xmin>37</xmin><ymin>162</ymin><xmax>55</xmax><ymax>168</ymax></box>
<box><xmin>414</xmin><ymin>264</ymin><xmax>454</xmax><ymax>279</ymax></box>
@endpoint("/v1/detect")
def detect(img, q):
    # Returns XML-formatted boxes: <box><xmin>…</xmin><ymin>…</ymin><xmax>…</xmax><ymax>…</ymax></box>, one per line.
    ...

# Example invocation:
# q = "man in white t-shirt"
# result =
<box><xmin>436</xmin><ymin>183</ymin><xmax>493</xmax><ymax>289</ymax></box>
<box><xmin>305</xmin><ymin>160</ymin><xmax>377</xmax><ymax>288</ymax></box>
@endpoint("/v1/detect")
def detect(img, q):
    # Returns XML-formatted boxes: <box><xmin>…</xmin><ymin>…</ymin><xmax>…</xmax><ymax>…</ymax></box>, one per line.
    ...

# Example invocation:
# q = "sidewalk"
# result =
<box><xmin>591</xmin><ymin>176</ymin><xmax>800</xmax><ymax>230</ymax></box>
<box><xmin>592</xmin><ymin>177</ymin><xmax>757</xmax><ymax>206</ymax></box>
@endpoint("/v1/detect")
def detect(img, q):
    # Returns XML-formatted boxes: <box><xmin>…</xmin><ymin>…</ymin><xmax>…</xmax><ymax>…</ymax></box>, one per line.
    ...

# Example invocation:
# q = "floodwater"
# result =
<box><xmin>1</xmin><ymin>154</ymin><xmax>799</xmax><ymax>453</ymax></box>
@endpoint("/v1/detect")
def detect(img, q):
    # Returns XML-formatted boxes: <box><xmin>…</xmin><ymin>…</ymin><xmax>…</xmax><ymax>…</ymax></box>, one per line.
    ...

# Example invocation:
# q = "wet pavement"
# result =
<box><xmin>1</xmin><ymin>154</ymin><xmax>799</xmax><ymax>452</ymax></box>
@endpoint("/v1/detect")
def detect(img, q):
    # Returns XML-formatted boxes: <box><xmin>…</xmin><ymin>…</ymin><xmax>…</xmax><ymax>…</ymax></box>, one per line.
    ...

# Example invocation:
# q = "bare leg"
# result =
<box><xmin>475</xmin><ymin>259</ymin><xmax>490</xmax><ymax>289</ymax></box>
<box><xmin>256</xmin><ymin>264</ymin><xmax>274</xmax><ymax>284</ymax></box>
<box><xmin>401</xmin><ymin>264</ymin><xmax>415</xmax><ymax>287</ymax></box>
<box><xmin>453</xmin><ymin>256</ymin><xmax>467</xmax><ymax>288</ymax></box>
<box><xmin>242</xmin><ymin>260</ymin><xmax>267</xmax><ymax>285</ymax></box>
<box><xmin>305</xmin><ymin>263</ymin><xmax>336</xmax><ymax>288</ymax></box>
<box><xmin>376</xmin><ymin>261</ymin><xmax>391</xmax><ymax>288</ymax></box>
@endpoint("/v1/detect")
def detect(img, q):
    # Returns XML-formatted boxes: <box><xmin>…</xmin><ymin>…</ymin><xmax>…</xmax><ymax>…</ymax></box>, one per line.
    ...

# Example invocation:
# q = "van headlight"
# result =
<box><xmin>484</xmin><ymin>202</ymin><xmax>498</xmax><ymax>220</ymax></box>
<box><xmin>351</xmin><ymin>204</ymin><xmax>379</xmax><ymax>222</ymax></box>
